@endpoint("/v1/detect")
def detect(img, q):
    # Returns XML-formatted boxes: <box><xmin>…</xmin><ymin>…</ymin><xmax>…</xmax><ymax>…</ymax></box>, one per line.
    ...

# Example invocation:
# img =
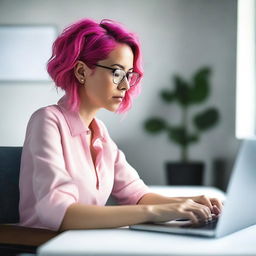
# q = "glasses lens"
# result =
<box><xmin>113</xmin><ymin>69</ymin><xmax>140</xmax><ymax>87</ymax></box>
<box><xmin>127</xmin><ymin>72</ymin><xmax>139</xmax><ymax>86</ymax></box>
<box><xmin>113</xmin><ymin>69</ymin><xmax>125</xmax><ymax>84</ymax></box>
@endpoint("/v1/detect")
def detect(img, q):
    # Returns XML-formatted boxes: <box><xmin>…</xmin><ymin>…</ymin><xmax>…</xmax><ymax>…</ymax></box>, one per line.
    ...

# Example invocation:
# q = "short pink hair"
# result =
<box><xmin>47</xmin><ymin>18</ymin><xmax>143</xmax><ymax>113</ymax></box>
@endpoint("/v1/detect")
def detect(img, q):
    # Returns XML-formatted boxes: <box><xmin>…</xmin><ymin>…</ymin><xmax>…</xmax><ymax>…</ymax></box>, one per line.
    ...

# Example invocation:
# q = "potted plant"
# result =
<box><xmin>144</xmin><ymin>67</ymin><xmax>220</xmax><ymax>185</ymax></box>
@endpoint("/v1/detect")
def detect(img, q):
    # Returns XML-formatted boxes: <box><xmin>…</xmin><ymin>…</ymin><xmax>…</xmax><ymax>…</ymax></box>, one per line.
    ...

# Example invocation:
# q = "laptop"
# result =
<box><xmin>130</xmin><ymin>139</ymin><xmax>256</xmax><ymax>238</ymax></box>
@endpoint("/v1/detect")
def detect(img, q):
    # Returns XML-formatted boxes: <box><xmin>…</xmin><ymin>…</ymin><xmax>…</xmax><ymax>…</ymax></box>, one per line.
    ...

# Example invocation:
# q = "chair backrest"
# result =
<box><xmin>0</xmin><ymin>147</ymin><xmax>22</xmax><ymax>223</ymax></box>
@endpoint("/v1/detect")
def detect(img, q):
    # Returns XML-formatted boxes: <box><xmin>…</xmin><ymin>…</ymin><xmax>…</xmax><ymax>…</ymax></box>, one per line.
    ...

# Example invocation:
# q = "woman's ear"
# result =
<box><xmin>74</xmin><ymin>61</ymin><xmax>91</xmax><ymax>85</ymax></box>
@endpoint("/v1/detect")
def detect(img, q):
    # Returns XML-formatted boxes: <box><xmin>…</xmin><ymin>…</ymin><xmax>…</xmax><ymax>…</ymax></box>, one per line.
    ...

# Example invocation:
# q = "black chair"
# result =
<box><xmin>0</xmin><ymin>147</ymin><xmax>58</xmax><ymax>255</ymax></box>
<box><xmin>0</xmin><ymin>147</ymin><xmax>22</xmax><ymax>224</ymax></box>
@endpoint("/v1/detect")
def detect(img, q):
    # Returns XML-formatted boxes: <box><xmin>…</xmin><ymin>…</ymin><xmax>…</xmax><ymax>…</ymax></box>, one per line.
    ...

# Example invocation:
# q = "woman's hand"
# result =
<box><xmin>137</xmin><ymin>192</ymin><xmax>223</xmax><ymax>224</ymax></box>
<box><xmin>190</xmin><ymin>195</ymin><xmax>223</xmax><ymax>216</ymax></box>
<box><xmin>170</xmin><ymin>195</ymin><xmax>223</xmax><ymax>216</ymax></box>
<box><xmin>147</xmin><ymin>199</ymin><xmax>214</xmax><ymax>224</ymax></box>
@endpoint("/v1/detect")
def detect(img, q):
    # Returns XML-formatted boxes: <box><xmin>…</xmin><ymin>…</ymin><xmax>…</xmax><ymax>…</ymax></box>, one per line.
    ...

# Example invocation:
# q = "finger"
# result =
<box><xmin>210</xmin><ymin>198</ymin><xmax>223</xmax><ymax>211</ymax></box>
<box><xmin>186</xmin><ymin>204</ymin><xmax>211</xmax><ymax>222</ymax></box>
<box><xmin>212</xmin><ymin>205</ymin><xmax>221</xmax><ymax>215</ymax></box>
<box><xmin>193</xmin><ymin>195</ymin><xmax>213</xmax><ymax>211</ymax></box>
<box><xmin>183</xmin><ymin>199</ymin><xmax>211</xmax><ymax>221</ymax></box>
<box><xmin>191</xmin><ymin>201</ymin><xmax>212</xmax><ymax>220</ymax></box>
<box><xmin>196</xmin><ymin>208</ymin><xmax>212</xmax><ymax>222</ymax></box>
<box><xmin>182</xmin><ymin>211</ymin><xmax>199</xmax><ymax>224</ymax></box>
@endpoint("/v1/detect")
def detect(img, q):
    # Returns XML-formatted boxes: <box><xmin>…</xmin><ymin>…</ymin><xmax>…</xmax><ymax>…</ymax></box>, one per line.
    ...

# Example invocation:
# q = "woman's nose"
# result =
<box><xmin>118</xmin><ymin>77</ymin><xmax>130</xmax><ymax>91</ymax></box>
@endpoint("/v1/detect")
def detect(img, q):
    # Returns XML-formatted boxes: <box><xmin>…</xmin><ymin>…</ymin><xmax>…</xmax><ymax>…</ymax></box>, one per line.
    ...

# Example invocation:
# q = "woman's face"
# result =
<box><xmin>77</xmin><ymin>43</ymin><xmax>134</xmax><ymax>112</ymax></box>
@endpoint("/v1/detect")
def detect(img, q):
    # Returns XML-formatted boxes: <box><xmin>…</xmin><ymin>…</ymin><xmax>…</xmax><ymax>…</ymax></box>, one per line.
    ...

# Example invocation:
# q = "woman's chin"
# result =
<box><xmin>105</xmin><ymin>105</ymin><xmax>119</xmax><ymax>112</ymax></box>
<box><xmin>105</xmin><ymin>103</ymin><xmax>121</xmax><ymax>112</ymax></box>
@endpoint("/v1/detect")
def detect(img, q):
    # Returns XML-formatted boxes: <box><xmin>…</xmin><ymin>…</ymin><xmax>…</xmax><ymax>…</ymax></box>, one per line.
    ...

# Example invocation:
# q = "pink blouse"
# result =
<box><xmin>19</xmin><ymin>95</ymin><xmax>150</xmax><ymax>231</ymax></box>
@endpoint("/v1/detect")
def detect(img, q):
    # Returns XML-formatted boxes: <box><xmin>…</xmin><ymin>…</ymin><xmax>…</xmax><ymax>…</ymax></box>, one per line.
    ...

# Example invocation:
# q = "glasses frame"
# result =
<box><xmin>94</xmin><ymin>64</ymin><xmax>140</xmax><ymax>87</ymax></box>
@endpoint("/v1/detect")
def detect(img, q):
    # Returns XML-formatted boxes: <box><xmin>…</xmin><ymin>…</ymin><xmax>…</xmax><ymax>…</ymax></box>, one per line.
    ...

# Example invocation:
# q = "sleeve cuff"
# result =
<box><xmin>35</xmin><ymin>186</ymin><xmax>79</xmax><ymax>231</ymax></box>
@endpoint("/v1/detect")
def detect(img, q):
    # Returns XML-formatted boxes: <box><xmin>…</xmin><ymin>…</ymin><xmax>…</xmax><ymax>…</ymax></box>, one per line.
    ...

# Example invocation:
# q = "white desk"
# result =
<box><xmin>38</xmin><ymin>226</ymin><xmax>256</xmax><ymax>256</ymax></box>
<box><xmin>37</xmin><ymin>186</ymin><xmax>256</xmax><ymax>256</ymax></box>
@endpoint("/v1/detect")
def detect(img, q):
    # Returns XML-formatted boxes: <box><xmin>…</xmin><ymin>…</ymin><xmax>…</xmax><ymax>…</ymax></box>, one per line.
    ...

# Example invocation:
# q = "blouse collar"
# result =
<box><xmin>57</xmin><ymin>95</ymin><xmax>105</xmax><ymax>140</ymax></box>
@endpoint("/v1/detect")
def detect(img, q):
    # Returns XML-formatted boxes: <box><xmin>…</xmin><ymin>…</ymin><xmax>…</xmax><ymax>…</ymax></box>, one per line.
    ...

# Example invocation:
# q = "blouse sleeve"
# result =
<box><xmin>22</xmin><ymin>108</ymin><xmax>79</xmax><ymax>230</ymax></box>
<box><xmin>111</xmin><ymin>148</ymin><xmax>151</xmax><ymax>205</ymax></box>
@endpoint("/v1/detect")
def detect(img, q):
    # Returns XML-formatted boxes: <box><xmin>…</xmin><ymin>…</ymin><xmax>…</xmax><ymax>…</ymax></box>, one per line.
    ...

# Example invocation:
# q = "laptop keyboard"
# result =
<box><xmin>181</xmin><ymin>216</ymin><xmax>219</xmax><ymax>230</ymax></box>
<box><xmin>198</xmin><ymin>217</ymin><xmax>218</xmax><ymax>230</ymax></box>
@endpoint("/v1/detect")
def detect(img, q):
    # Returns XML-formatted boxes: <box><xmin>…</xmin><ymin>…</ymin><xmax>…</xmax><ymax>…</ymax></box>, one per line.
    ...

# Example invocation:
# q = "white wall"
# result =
<box><xmin>0</xmin><ymin>0</ymin><xmax>238</xmax><ymax>186</ymax></box>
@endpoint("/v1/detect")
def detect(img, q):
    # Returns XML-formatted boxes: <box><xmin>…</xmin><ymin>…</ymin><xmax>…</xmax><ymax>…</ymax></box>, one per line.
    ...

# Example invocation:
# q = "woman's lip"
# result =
<box><xmin>112</xmin><ymin>97</ymin><xmax>123</xmax><ymax>102</ymax></box>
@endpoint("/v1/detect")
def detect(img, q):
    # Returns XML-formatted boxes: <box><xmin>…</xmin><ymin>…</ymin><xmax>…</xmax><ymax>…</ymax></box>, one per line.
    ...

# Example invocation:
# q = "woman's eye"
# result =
<box><xmin>114</xmin><ymin>70</ymin><xmax>122</xmax><ymax>77</ymax></box>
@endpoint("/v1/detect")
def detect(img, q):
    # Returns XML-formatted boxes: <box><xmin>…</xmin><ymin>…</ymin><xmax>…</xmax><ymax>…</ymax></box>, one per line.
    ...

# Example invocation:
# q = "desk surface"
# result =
<box><xmin>37</xmin><ymin>186</ymin><xmax>256</xmax><ymax>256</ymax></box>
<box><xmin>38</xmin><ymin>226</ymin><xmax>256</xmax><ymax>256</ymax></box>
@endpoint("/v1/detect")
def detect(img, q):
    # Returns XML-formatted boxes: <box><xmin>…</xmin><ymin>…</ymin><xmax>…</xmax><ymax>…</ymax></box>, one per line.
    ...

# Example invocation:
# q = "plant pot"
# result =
<box><xmin>165</xmin><ymin>161</ymin><xmax>204</xmax><ymax>185</ymax></box>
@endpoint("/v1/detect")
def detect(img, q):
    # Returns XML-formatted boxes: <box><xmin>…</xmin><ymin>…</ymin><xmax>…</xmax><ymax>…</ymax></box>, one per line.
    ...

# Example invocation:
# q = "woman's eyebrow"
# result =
<box><xmin>111</xmin><ymin>64</ymin><xmax>133</xmax><ymax>71</ymax></box>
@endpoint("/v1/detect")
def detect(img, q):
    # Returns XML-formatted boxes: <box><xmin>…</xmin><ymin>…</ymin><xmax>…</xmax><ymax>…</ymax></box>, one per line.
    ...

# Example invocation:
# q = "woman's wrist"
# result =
<box><xmin>143</xmin><ymin>204</ymin><xmax>157</xmax><ymax>223</ymax></box>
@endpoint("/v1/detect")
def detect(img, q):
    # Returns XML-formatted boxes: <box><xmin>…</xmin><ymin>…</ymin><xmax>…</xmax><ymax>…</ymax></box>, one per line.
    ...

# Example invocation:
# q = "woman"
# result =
<box><xmin>19</xmin><ymin>18</ymin><xmax>222</xmax><ymax>231</ymax></box>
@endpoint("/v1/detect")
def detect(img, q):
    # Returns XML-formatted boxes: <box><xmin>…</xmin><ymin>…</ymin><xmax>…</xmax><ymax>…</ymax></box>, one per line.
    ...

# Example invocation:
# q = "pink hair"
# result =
<box><xmin>47</xmin><ymin>18</ymin><xmax>143</xmax><ymax>113</ymax></box>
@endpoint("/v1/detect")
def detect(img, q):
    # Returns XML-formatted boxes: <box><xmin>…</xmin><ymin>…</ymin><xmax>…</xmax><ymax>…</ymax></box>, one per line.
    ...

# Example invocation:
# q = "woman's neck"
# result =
<box><xmin>79</xmin><ymin>102</ymin><xmax>100</xmax><ymax>129</ymax></box>
<box><xmin>78</xmin><ymin>88</ymin><xmax>101</xmax><ymax>128</ymax></box>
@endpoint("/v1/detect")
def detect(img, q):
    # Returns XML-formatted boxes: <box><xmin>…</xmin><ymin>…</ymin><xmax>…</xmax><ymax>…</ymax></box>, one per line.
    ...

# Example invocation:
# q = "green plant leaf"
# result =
<box><xmin>193</xmin><ymin>107</ymin><xmax>220</xmax><ymax>131</ymax></box>
<box><xmin>143</xmin><ymin>65</ymin><xmax>219</xmax><ymax>162</ymax></box>
<box><xmin>144</xmin><ymin>118</ymin><xmax>167</xmax><ymax>133</ymax></box>
<box><xmin>168</xmin><ymin>126</ymin><xmax>199</xmax><ymax>146</ymax></box>
<box><xmin>187</xmin><ymin>134</ymin><xmax>199</xmax><ymax>143</ymax></box>
<box><xmin>168</xmin><ymin>126</ymin><xmax>187</xmax><ymax>145</ymax></box>
<box><xmin>160</xmin><ymin>90</ymin><xmax>175</xmax><ymax>103</ymax></box>
<box><xmin>174</xmin><ymin>75</ymin><xmax>190</xmax><ymax>106</ymax></box>
<box><xmin>189</xmin><ymin>67</ymin><xmax>211</xmax><ymax>103</ymax></box>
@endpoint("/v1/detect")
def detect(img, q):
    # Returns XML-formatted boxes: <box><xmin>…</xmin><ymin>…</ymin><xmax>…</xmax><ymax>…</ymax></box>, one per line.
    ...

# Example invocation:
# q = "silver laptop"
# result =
<box><xmin>130</xmin><ymin>139</ymin><xmax>256</xmax><ymax>238</ymax></box>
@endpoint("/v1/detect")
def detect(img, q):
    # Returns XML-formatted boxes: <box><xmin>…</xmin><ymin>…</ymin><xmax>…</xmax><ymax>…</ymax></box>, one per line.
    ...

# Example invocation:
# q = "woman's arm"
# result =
<box><xmin>60</xmin><ymin>203</ymin><xmax>149</xmax><ymax>231</ymax></box>
<box><xmin>59</xmin><ymin>199</ymin><xmax>214</xmax><ymax>231</ymax></box>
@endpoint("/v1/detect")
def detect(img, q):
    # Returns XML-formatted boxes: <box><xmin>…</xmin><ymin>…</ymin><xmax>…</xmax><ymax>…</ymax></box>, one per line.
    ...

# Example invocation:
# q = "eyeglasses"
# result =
<box><xmin>94</xmin><ymin>64</ymin><xmax>140</xmax><ymax>87</ymax></box>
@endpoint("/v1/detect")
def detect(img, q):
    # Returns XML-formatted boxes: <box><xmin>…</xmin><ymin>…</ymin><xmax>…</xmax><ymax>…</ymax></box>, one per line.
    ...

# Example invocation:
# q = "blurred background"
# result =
<box><xmin>0</xmin><ymin>0</ymin><xmax>238</xmax><ymax>189</ymax></box>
